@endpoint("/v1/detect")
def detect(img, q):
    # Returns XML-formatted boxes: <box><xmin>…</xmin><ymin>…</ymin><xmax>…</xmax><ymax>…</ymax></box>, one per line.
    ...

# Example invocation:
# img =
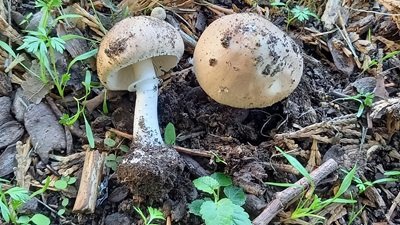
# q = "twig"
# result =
<box><xmin>108</xmin><ymin>127</ymin><xmax>213</xmax><ymax>157</ymax></box>
<box><xmin>252</xmin><ymin>159</ymin><xmax>338</xmax><ymax>225</ymax></box>
<box><xmin>386</xmin><ymin>189</ymin><xmax>400</xmax><ymax>221</ymax></box>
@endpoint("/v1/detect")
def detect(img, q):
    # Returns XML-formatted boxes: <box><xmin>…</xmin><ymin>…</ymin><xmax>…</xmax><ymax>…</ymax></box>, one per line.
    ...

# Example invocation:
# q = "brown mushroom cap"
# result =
<box><xmin>193</xmin><ymin>13</ymin><xmax>304</xmax><ymax>108</ymax></box>
<box><xmin>97</xmin><ymin>16</ymin><xmax>184</xmax><ymax>90</ymax></box>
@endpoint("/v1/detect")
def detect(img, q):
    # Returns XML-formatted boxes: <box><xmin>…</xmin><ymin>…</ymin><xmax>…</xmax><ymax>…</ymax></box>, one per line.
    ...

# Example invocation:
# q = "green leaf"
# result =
<box><xmin>188</xmin><ymin>199</ymin><xmax>205</xmax><ymax>216</ymax></box>
<box><xmin>275</xmin><ymin>146</ymin><xmax>313</xmax><ymax>185</ymax></box>
<box><xmin>120</xmin><ymin>145</ymin><xmax>129</xmax><ymax>153</ymax></box>
<box><xmin>61</xmin><ymin>198</ymin><xmax>69</xmax><ymax>207</ymax></box>
<box><xmin>104</xmin><ymin>138</ymin><xmax>117</xmax><ymax>147</ymax></box>
<box><xmin>336</xmin><ymin>165</ymin><xmax>356</xmax><ymax>198</ymax></box>
<box><xmin>384</xmin><ymin>171</ymin><xmax>400</xmax><ymax>177</ymax></box>
<box><xmin>331</xmin><ymin>198</ymin><xmax>357</xmax><ymax>204</ymax></box>
<box><xmin>265</xmin><ymin>182</ymin><xmax>303</xmax><ymax>188</ymax></box>
<box><xmin>67</xmin><ymin>49</ymin><xmax>98</xmax><ymax>73</ymax></box>
<box><xmin>57</xmin><ymin>208</ymin><xmax>65</xmax><ymax>216</ymax></box>
<box><xmin>84</xmin><ymin>115</ymin><xmax>95</xmax><ymax>148</ymax></box>
<box><xmin>0</xmin><ymin>200</ymin><xmax>10</xmax><ymax>222</ymax></box>
<box><xmin>147</xmin><ymin>207</ymin><xmax>165</xmax><ymax>222</ymax></box>
<box><xmin>83</xmin><ymin>70</ymin><xmax>92</xmax><ymax>94</ymax></box>
<box><xmin>231</xmin><ymin>203</ymin><xmax>252</xmax><ymax>225</ymax></box>
<box><xmin>54</xmin><ymin>180</ymin><xmax>68</xmax><ymax>190</ymax></box>
<box><xmin>270</xmin><ymin>1</ymin><xmax>286</xmax><ymax>7</ymax></box>
<box><xmin>223</xmin><ymin>186</ymin><xmax>246</xmax><ymax>206</ymax></box>
<box><xmin>193</xmin><ymin>176</ymin><xmax>220</xmax><ymax>195</ymax></box>
<box><xmin>54</xmin><ymin>14</ymin><xmax>82</xmax><ymax>23</ymax></box>
<box><xmin>67</xmin><ymin>177</ymin><xmax>76</xmax><ymax>184</ymax></box>
<box><xmin>200</xmin><ymin>198</ymin><xmax>233</xmax><ymax>225</ymax></box>
<box><xmin>210</xmin><ymin>172</ymin><xmax>232</xmax><ymax>187</ymax></box>
<box><xmin>164</xmin><ymin>122</ymin><xmax>176</xmax><ymax>145</ymax></box>
<box><xmin>0</xmin><ymin>40</ymin><xmax>17</xmax><ymax>58</ymax></box>
<box><xmin>30</xmin><ymin>213</ymin><xmax>50</xmax><ymax>225</ymax></box>
<box><xmin>16</xmin><ymin>215</ymin><xmax>30</xmax><ymax>224</ymax></box>
<box><xmin>6</xmin><ymin>187</ymin><xmax>30</xmax><ymax>202</ymax></box>
<box><xmin>105</xmin><ymin>160</ymin><xmax>117</xmax><ymax>171</ymax></box>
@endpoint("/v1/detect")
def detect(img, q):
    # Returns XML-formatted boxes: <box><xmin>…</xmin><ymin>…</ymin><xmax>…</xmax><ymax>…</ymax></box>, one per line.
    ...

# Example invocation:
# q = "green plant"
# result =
<box><xmin>270</xmin><ymin>1</ymin><xmax>318</xmax><ymax>29</ymax></box>
<box><xmin>188</xmin><ymin>172</ymin><xmax>251</xmax><ymax>225</ymax></box>
<box><xmin>57</xmin><ymin>197</ymin><xmax>69</xmax><ymax>216</ymax></box>
<box><xmin>0</xmin><ymin>178</ymin><xmax>51</xmax><ymax>225</ymax></box>
<box><xmin>164</xmin><ymin>122</ymin><xmax>176</xmax><ymax>145</ymax></box>
<box><xmin>267</xmin><ymin>147</ymin><xmax>356</xmax><ymax>222</ymax></box>
<box><xmin>332</xmin><ymin>92</ymin><xmax>374</xmax><ymax>117</ymax></box>
<box><xmin>54</xmin><ymin>176</ymin><xmax>76</xmax><ymax>190</ymax></box>
<box><xmin>133</xmin><ymin>206</ymin><xmax>165</xmax><ymax>225</ymax></box>
<box><xmin>59</xmin><ymin>70</ymin><xmax>96</xmax><ymax>148</ymax></box>
<box><xmin>366</xmin><ymin>50</ymin><xmax>400</xmax><ymax>71</ymax></box>
<box><xmin>343</xmin><ymin>169</ymin><xmax>398</xmax><ymax>194</ymax></box>
<box><xmin>105</xmin><ymin>154</ymin><xmax>123</xmax><ymax>171</ymax></box>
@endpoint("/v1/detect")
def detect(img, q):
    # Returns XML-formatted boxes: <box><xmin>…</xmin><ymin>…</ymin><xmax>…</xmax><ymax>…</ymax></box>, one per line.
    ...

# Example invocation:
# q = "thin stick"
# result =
<box><xmin>108</xmin><ymin>128</ymin><xmax>212</xmax><ymax>158</ymax></box>
<box><xmin>252</xmin><ymin>159</ymin><xmax>338</xmax><ymax>225</ymax></box>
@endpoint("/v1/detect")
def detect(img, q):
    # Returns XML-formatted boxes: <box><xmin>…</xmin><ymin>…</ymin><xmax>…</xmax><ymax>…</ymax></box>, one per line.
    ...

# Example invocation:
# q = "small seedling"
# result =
<box><xmin>59</xmin><ymin>70</ymin><xmax>95</xmax><ymax>148</ymax></box>
<box><xmin>266</xmin><ymin>147</ymin><xmax>357</xmax><ymax>222</ymax></box>
<box><xmin>332</xmin><ymin>92</ymin><xmax>374</xmax><ymax>117</ymax></box>
<box><xmin>105</xmin><ymin>154</ymin><xmax>123</xmax><ymax>171</ymax></box>
<box><xmin>133</xmin><ymin>206</ymin><xmax>165</xmax><ymax>225</ymax></box>
<box><xmin>342</xmin><ymin>169</ymin><xmax>398</xmax><ymax>194</ymax></box>
<box><xmin>0</xmin><ymin>178</ymin><xmax>51</xmax><ymax>225</ymax></box>
<box><xmin>270</xmin><ymin>1</ymin><xmax>318</xmax><ymax>29</ymax></box>
<box><xmin>57</xmin><ymin>197</ymin><xmax>69</xmax><ymax>216</ymax></box>
<box><xmin>164</xmin><ymin>122</ymin><xmax>176</xmax><ymax>145</ymax></box>
<box><xmin>188</xmin><ymin>172</ymin><xmax>251</xmax><ymax>225</ymax></box>
<box><xmin>54</xmin><ymin>176</ymin><xmax>76</xmax><ymax>190</ymax></box>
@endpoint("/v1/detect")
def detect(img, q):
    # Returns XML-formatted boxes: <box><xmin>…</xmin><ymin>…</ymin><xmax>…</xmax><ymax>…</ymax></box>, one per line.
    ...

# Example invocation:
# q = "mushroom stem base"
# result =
<box><xmin>116</xmin><ymin>145</ymin><xmax>184</xmax><ymax>200</ymax></box>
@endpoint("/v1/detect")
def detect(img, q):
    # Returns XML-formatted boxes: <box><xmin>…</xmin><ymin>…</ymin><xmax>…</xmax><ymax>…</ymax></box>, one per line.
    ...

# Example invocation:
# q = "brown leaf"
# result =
<box><xmin>378</xmin><ymin>0</ymin><xmax>400</xmax><ymax>29</ymax></box>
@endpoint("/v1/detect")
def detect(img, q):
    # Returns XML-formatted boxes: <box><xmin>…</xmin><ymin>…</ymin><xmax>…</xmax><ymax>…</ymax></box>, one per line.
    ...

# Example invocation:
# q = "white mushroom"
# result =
<box><xmin>193</xmin><ymin>13</ymin><xmax>304</xmax><ymax>108</ymax></box>
<box><xmin>97</xmin><ymin>16</ymin><xmax>184</xmax><ymax>147</ymax></box>
<box><xmin>96</xmin><ymin>16</ymin><xmax>185</xmax><ymax>199</ymax></box>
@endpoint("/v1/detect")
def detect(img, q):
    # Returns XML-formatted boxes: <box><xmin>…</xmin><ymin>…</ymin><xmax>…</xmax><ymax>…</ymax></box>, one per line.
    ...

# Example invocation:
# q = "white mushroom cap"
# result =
<box><xmin>193</xmin><ymin>13</ymin><xmax>304</xmax><ymax>108</ymax></box>
<box><xmin>97</xmin><ymin>16</ymin><xmax>184</xmax><ymax>90</ymax></box>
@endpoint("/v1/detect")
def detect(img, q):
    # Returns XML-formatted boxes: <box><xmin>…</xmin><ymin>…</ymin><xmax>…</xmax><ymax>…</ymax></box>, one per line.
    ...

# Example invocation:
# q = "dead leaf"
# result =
<box><xmin>24</xmin><ymin>103</ymin><xmax>67</xmax><ymax>163</ymax></box>
<box><xmin>327</xmin><ymin>37</ymin><xmax>355</xmax><ymax>75</ymax></box>
<box><xmin>378</xmin><ymin>0</ymin><xmax>400</xmax><ymax>30</ymax></box>
<box><xmin>21</xmin><ymin>64</ymin><xmax>53</xmax><ymax>104</ymax></box>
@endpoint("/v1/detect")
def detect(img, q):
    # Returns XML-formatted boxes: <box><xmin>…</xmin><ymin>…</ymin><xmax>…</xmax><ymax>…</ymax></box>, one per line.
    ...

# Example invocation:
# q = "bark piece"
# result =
<box><xmin>72</xmin><ymin>150</ymin><xmax>106</xmax><ymax>213</ymax></box>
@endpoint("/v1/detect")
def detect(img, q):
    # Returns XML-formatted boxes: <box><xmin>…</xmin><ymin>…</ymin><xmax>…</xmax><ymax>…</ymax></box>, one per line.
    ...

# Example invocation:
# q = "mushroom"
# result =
<box><xmin>193</xmin><ymin>13</ymin><xmax>304</xmax><ymax>108</ymax></box>
<box><xmin>96</xmin><ymin>15</ymin><xmax>185</xmax><ymax>199</ymax></box>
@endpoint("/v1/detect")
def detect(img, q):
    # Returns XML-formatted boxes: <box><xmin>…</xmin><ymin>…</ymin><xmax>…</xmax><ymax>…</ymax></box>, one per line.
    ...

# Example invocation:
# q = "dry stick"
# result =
<box><xmin>72</xmin><ymin>149</ymin><xmax>107</xmax><ymax>213</ymax></box>
<box><xmin>108</xmin><ymin>128</ymin><xmax>212</xmax><ymax>158</ymax></box>
<box><xmin>252</xmin><ymin>158</ymin><xmax>338</xmax><ymax>225</ymax></box>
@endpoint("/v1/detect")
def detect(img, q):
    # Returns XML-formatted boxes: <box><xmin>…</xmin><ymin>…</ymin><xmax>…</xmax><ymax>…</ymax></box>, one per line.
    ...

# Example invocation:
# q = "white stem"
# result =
<box><xmin>129</xmin><ymin>58</ymin><xmax>164</xmax><ymax>147</ymax></box>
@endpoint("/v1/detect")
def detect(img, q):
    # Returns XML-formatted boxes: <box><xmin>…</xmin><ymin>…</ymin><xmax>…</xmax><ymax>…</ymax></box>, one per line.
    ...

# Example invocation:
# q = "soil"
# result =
<box><xmin>1</xmin><ymin>0</ymin><xmax>400</xmax><ymax>225</ymax></box>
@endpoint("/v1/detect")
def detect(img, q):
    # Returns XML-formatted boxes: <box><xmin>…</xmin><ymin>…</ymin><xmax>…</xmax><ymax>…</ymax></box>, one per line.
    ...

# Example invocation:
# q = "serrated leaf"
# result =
<box><xmin>188</xmin><ymin>199</ymin><xmax>206</xmax><ymax>216</ymax></box>
<box><xmin>200</xmin><ymin>198</ymin><xmax>233</xmax><ymax>225</ymax></box>
<box><xmin>232</xmin><ymin>203</ymin><xmax>252</xmax><ymax>225</ymax></box>
<box><xmin>193</xmin><ymin>176</ymin><xmax>220</xmax><ymax>194</ymax></box>
<box><xmin>223</xmin><ymin>186</ymin><xmax>246</xmax><ymax>206</ymax></box>
<box><xmin>6</xmin><ymin>187</ymin><xmax>30</xmax><ymax>202</ymax></box>
<box><xmin>30</xmin><ymin>213</ymin><xmax>50</xmax><ymax>225</ymax></box>
<box><xmin>210</xmin><ymin>173</ymin><xmax>232</xmax><ymax>187</ymax></box>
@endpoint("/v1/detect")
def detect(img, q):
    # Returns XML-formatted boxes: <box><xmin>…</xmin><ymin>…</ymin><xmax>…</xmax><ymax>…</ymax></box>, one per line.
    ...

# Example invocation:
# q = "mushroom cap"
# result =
<box><xmin>193</xmin><ymin>13</ymin><xmax>304</xmax><ymax>108</ymax></box>
<box><xmin>97</xmin><ymin>16</ymin><xmax>184</xmax><ymax>90</ymax></box>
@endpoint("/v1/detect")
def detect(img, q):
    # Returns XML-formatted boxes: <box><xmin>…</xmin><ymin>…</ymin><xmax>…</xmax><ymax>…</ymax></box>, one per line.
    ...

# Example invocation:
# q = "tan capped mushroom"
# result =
<box><xmin>96</xmin><ymin>16</ymin><xmax>185</xmax><ymax>200</ymax></box>
<box><xmin>193</xmin><ymin>13</ymin><xmax>304</xmax><ymax>108</ymax></box>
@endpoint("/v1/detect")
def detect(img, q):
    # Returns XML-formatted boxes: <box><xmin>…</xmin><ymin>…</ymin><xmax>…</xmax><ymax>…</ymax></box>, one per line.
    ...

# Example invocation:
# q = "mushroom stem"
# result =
<box><xmin>128</xmin><ymin>58</ymin><xmax>164</xmax><ymax>147</ymax></box>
